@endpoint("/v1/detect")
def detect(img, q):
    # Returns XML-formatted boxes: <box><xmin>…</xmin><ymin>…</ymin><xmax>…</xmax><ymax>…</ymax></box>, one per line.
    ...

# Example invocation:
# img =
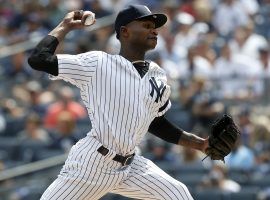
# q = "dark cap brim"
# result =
<box><xmin>135</xmin><ymin>13</ymin><xmax>167</xmax><ymax>28</ymax></box>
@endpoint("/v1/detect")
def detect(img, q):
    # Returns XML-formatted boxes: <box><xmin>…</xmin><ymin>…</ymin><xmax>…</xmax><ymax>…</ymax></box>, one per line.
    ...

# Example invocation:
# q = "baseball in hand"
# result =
<box><xmin>84</xmin><ymin>12</ymin><xmax>95</xmax><ymax>26</ymax></box>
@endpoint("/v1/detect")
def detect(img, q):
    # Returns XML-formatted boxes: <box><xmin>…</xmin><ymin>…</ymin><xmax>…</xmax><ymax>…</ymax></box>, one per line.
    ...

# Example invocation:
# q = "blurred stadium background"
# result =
<box><xmin>0</xmin><ymin>0</ymin><xmax>270</xmax><ymax>199</ymax></box>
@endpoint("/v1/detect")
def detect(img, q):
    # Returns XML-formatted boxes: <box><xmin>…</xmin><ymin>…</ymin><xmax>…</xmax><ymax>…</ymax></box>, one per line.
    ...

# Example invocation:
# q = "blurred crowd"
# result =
<box><xmin>1</xmin><ymin>0</ymin><xmax>270</xmax><ymax>199</ymax></box>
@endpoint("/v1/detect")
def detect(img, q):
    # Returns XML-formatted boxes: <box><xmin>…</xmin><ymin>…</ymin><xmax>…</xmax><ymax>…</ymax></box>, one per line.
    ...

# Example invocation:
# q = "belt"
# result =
<box><xmin>97</xmin><ymin>146</ymin><xmax>135</xmax><ymax>166</ymax></box>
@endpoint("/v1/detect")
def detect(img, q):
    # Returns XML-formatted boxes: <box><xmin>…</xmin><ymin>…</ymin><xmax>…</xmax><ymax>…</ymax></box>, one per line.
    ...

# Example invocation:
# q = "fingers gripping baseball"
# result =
<box><xmin>74</xmin><ymin>10</ymin><xmax>95</xmax><ymax>25</ymax></box>
<box><xmin>63</xmin><ymin>10</ymin><xmax>96</xmax><ymax>29</ymax></box>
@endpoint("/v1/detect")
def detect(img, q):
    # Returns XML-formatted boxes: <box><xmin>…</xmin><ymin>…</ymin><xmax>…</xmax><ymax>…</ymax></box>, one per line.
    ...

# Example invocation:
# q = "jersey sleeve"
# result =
<box><xmin>49</xmin><ymin>51</ymin><xmax>100</xmax><ymax>89</ymax></box>
<box><xmin>157</xmin><ymin>88</ymin><xmax>171</xmax><ymax>117</ymax></box>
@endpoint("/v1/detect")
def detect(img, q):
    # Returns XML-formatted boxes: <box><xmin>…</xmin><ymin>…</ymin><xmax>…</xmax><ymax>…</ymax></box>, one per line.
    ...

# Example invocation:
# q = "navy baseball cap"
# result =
<box><xmin>115</xmin><ymin>5</ymin><xmax>167</xmax><ymax>39</ymax></box>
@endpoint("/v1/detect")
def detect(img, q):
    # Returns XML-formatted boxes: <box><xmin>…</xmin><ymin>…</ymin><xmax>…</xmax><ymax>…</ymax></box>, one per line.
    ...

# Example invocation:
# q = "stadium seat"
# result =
<box><xmin>0</xmin><ymin>137</ymin><xmax>20</xmax><ymax>160</ymax></box>
<box><xmin>76</xmin><ymin>118</ymin><xmax>92</xmax><ymax>136</ymax></box>
<box><xmin>177</xmin><ymin>164</ymin><xmax>209</xmax><ymax>174</ymax></box>
<box><xmin>22</xmin><ymin>192</ymin><xmax>42</xmax><ymax>200</ymax></box>
<box><xmin>1</xmin><ymin>117</ymin><xmax>25</xmax><ymax>137</ymax></box>
<box><xmin>165</xmin><ymin>103</ymin><xmax>193</xmax><ymax>131</ymax></box>
<box><xmin>248</xmin><ymin>175</ymin><xmax>270</xmax><ymax>188</ymax></box>
<box><xmin>154</xmin><ymin>161</ymin><xmax>181</xmax><ymax>176</ymax></box>
<box><xmin>37</xmin><ymin>148</ymin><xmax>64</xmax><ymax>160</ymax></box>
<box><xmin>193</xmin><ymin>189</ymin><xmax>225</xmax><ymax>200</ymax></box>
<box><xmin>230</xmin><ymin>187</ymin><xmax>260</xmax><ymax>200</ymax></box>
<box><xmin>17</xmin><ymin>141</ymin><xmax>50</xmax><ymax>162</ymax></box>
<box><xmin>228</xmin><ymin>173</ymin><xmax>249</xmax><ymax>186</ymax></box>
<box><xmin>176</xmin><ymin>173</ymin><xmax>203</xmax><ymax>188</ymax></box>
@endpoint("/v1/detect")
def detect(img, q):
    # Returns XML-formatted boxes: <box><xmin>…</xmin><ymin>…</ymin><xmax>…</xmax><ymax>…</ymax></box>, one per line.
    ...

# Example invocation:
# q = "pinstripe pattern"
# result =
<box><xmin>40</xmin><ymin>136</ymin><xmax>128</xmax><ymax>200</ymax></box>
<box><xmin>51</xmin><ymin>51</ymin><xmax>171</xmax><ymax>155</ymax></box>
<box><xmin>41</xmin><ymin>136</ymin><xmax>193</xmax><ymax>200</ymax></box>
<box><xmin>42</xmin><ymin>51</ymin><xmax>194</xmax><ymax>199</ymax></box>
<box><xmin>113</xmin><ymin>155</ymin><xmax>193</xmax><ymax>200</ymax></box>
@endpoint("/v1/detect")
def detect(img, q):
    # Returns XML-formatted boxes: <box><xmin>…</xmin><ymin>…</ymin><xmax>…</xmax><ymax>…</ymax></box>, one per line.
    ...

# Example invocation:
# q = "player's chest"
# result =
<box><xmin>98</xmin><ymin>66</ymin><xmax>167</xmax><ymax>105</ymax></box>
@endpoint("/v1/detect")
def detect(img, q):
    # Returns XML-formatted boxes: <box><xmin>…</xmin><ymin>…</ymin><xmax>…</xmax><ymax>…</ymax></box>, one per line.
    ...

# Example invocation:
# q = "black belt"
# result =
<box><xmin>97</xmin><ymin>146</ymin><xmax>135</xmax><ymax>166</ymax></box>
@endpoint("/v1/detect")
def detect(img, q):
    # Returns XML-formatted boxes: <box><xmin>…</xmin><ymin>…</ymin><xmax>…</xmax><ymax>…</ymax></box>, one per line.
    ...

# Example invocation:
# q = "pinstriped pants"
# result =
<box><xmin>40</xmin><ymin>136</ymin><xmax>193</xmax><ymax>200</ymax></box>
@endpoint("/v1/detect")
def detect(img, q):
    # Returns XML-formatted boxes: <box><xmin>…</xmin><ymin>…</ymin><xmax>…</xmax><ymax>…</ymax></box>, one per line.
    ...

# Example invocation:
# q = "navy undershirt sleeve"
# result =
<box><xmin>28</xmin><ymin>35</ymin><xmax>59</xmax><ymax>76</ymax></box>
<box><xmin>148</xmin><ymin>115</ymin><xmax>183</xmax><ymax>144</ymax></box>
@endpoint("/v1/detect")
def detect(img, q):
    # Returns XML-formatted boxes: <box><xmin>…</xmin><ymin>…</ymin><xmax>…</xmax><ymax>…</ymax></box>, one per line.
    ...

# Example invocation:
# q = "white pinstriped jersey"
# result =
<box><xmin>51</xmin><ymin>51</ymin><xmax>171</xmax><ymax>156</ymax></box>
<box><xmin>43</xmin><ymin>50</ymin><xmax>194</xmax><ymax>200</ymax></box>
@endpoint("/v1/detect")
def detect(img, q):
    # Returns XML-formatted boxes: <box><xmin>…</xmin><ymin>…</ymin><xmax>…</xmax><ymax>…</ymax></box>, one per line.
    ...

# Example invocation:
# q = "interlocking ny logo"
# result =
<box><xmin>149</xmin><ymin>77</ymin><xmax>166</xmax><ymax>103</ymax></box>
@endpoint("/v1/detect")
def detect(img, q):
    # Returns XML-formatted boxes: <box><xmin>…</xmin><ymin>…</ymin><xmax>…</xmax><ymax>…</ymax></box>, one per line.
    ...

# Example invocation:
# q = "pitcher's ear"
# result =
<box><xmin>120</xmin><ymin>26</ymin><xmax>129</xmax><ymax>38</ymax></box>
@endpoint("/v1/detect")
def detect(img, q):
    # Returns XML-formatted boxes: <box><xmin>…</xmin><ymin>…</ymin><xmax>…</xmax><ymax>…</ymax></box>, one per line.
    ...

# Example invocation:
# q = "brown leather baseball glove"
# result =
<box><xmin>205</xmin><ymin>114</ymin><xmax>241</xmax><ymax>162</ymax></box>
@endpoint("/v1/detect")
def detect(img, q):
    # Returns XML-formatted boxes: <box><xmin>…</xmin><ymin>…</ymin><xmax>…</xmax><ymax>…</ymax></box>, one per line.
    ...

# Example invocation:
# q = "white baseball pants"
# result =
<box><xmin>40</xmin><ymin>136</ymin><xmax>193</xmax><ymax>200</ymax></box>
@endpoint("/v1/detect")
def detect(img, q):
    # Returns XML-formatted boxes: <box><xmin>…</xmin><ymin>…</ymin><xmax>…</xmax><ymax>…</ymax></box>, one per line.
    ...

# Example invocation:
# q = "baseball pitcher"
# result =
<box><xmin>28</xmin><ymin>4</ymin><xmax>239</xmax><ymax>200</ymax></box>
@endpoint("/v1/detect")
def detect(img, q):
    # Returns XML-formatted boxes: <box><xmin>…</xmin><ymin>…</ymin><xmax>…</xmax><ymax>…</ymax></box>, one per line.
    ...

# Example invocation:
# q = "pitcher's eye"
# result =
<box><xmin>143</xmin><ymin>22</ymin><xmax>155</xmax><ymax>29</ymax></box>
